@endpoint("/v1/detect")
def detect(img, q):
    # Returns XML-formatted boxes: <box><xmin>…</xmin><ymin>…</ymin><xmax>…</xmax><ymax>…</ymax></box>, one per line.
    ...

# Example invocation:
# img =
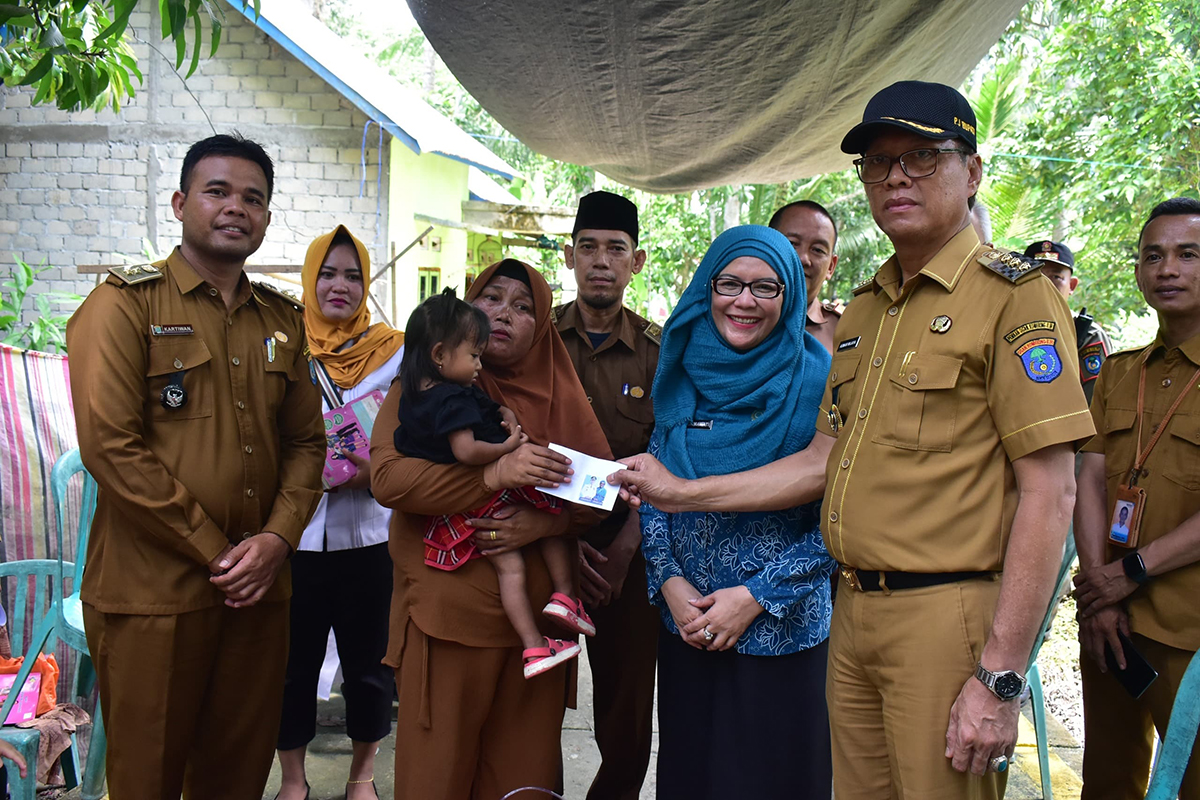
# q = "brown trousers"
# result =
<box><xmin>1080</xmin><ymin>633</ymin><xmax>1200</xmax><ymax>800</ymax></box>
<box><xmin>393</xmin><ymin>619</ymin><xmax>568</xmax><ymax>800</ymax></box>
<box><xmin>827</xmin><ymin>576</ymin><xmax>1006</xmax><ymax>800</ymax></box>
<box><xmin>83</xmin><ymin>600</ymin><xmax>288</xmax><ymax>800</ymax></box>
<box><xmin>584</xmin><ymin>548</ymin><xmax>660</xmax><ymax>800</ymax></box>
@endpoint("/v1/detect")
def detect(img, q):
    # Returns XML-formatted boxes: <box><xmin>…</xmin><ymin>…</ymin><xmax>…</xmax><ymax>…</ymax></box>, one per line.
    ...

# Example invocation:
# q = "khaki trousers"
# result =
<box><xmin>392</xmin><ymin>619</ymin><xmax>568</xmax><ymax>800</ymax></box>
<box><xmin>83</xmin><ymin>600</ymin><xmax>288</xmax><ymax>800</ymax></box>
<box><xmin>584</xmin><ymin>548</ymin><xmax>660</xmax><ymax>800</ymax></box>
<box><xmin>1080</xmin><ymin>633</ymin><xmax>1200</xmax><ymax>800</ymax></box>
<box><xmin>827</xmin><ymin>576</ymin><xmax>1006</xmax><ymax>800</ymax></box>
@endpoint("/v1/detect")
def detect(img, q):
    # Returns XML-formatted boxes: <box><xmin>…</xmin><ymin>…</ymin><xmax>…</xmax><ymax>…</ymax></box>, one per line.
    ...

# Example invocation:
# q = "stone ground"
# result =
<box><xmin>48</xmin><ymin>631</ymin><xmax>1086</xmax><ymax>800</ymax></box>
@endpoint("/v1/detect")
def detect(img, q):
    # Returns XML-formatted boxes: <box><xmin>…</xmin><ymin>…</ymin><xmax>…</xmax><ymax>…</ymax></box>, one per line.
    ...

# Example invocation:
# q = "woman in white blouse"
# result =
<box><xmin>274</xmin><ymin>226</ymin><xmax>404</xmax><ymax>800</ymax></box>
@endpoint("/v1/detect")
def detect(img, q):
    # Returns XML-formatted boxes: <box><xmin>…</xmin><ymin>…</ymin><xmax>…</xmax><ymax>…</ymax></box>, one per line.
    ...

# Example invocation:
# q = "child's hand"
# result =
<box><xmin>502</xmin><ymin>423</ymin><xmax>528</xmax><ymax>453</ymax></box>
<box><xmin>0</xmin><ymin>738</ymin><xmax>27</xmax><ymax>778</ymax></box>
<box><xmin>499</xmin><ymin>405</ymin><xmax>520</xmax><ymax>432</ymax></box>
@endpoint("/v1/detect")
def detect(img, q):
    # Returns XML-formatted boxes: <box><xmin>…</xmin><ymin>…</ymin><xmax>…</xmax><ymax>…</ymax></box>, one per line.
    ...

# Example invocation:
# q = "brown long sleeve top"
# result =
<box><xmin>67</xmin><ymin>249</ymin><xmax>325</xmax><ymax>614</ymax></box>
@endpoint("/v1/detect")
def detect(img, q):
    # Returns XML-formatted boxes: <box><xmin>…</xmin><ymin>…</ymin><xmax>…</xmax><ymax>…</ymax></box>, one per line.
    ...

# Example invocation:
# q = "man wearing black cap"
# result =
<box><xmin>818</xmin><ymin>81</ymin><xmax>1094</xmax><ymax>798</ymax></box>
<box><xmin>553</xmin><ymin>190</ymin><xmax>661</xmax><ymax>800</ymax></box>
<box><xmin>1023</xmin><ymin>239</ymin><xmax>1114</xmax><ymax>403</ymax></box>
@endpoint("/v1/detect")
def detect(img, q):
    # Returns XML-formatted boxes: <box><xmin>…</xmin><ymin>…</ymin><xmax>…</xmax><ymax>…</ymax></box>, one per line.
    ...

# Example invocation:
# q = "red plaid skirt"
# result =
<box><xmin>423</xmin><ymin>487</ymin><xmax>563</xmax><ymax>571</ymax></box>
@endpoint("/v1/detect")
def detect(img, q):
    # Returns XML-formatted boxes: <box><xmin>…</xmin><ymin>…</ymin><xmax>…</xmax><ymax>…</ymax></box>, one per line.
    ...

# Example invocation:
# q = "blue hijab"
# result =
<box><xmin>652</xmin><ymin>225</ymin><xmax>831</xmax><ymax>480</ymax></box>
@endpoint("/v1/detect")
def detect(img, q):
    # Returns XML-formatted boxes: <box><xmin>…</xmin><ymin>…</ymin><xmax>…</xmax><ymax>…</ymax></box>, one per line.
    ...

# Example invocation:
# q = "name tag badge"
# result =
<box><xmin>837</xmin><ymin>336</ymin><xmax>861</xmax><ymax>352</ymax></box>
<box><xmin>1109</xmin><ymin>483</ymin><xmax>1146</xmax><ymax>548</ymax></box>
<box><xmin>151</xmin><ymin>324</ymin><xmax>194</xmax><ymax>336</ymax></box>
<box><xmin>687</xmin><ymin>420</ymin><xmax>714</xmax><ymax>430</ymax></box>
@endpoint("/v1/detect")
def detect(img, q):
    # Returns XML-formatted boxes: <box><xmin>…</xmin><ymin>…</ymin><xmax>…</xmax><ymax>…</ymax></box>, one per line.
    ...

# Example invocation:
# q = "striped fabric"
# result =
<box><xmin>0</xmin><ymin>344</ymin><xmax>80</xmax><ymax>696</ymax></box>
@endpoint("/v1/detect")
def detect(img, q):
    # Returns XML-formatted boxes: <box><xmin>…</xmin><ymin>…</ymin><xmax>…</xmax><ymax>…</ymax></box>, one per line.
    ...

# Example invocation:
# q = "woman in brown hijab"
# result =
<box><xmin>371</xmin><ymin>259</ymin><xmax>610</xmax><ymax>799</ymax></box>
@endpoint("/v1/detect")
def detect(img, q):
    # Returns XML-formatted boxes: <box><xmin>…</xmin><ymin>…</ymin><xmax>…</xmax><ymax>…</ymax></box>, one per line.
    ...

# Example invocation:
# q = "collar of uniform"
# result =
<box><xmin>1147</xmin><ymin>329</ymin><xmax>1200</xmax><ymax>366</ymax></box>
<box><xmin>167</xmin><ymin>247</ymin><xmax>254</xmax><ymax>306</ymax></box>
<box><xmin>872</xmin><ymin>225</ymin><xmax>982</xmax><ymax>297</ymax></box>
<box><xmin>806</xmin><ymin>296</ymin><xmax>828</xmax><ymax>325</ymax></box>
<box><xmin>557</xmin><ymin>300</ymin><xmax>638</xmax><ymax>351</ymax></box>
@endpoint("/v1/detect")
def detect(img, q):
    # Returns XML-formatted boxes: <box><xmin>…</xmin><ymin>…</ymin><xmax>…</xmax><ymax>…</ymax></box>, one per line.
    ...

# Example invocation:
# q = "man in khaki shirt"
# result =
<box><xmin>67</xmin><ymin>135</ymin><xmax>325</xmax><ymax>800</ymax></box>
<box><xmin>769</xmin><ymin>200</ymin><xmax>843</xmax><ymax>354</ymax></box>
<box><xmin>1072</xmin><ymin>197</ymin><xmax>1200</xmax><ymax>799</ymax></box>
<box><xmin>612</xmin><ymin>81</ymin><xmax>1093</xmax><ymax>800</ymax></box>
<box><xmin>556</xmin><ymin>191</ymin><xmax>661</xmax><ymax>800</ymax></box>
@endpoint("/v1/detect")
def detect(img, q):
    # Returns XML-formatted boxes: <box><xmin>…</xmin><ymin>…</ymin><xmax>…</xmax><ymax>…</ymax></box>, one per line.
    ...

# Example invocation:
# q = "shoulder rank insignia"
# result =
<box><xmin>550</xmin><ymin>303</ymin><xmax>565</xmax><ymax>326</ymax></box>
<box><xmin>851</xmin><ymin>277</ymin><xmax>874</xmax><ymax>296</ymax></box>
<box><xmin>106</xmin><ymin>264</ymin><xmax>163</xmax><ymax>286</ymax></box>
<box><xmin>978</xmin><ymin>249</ymin><xmax>1042</xmax><ymax>283</ymax></box>
<box><xmin>821</xmin><ymin>300</ymin><xmax>843</xmax><ymax>317</ymax></box>
<box><xmin>252</xmin><ymin>281</ymin><xmax>303</xmax><ymax>311</ymax></box>
<box><xmin>643</xmin><ymin>321</ymin><xmax>662</xmax><ymax>346</ymax></box>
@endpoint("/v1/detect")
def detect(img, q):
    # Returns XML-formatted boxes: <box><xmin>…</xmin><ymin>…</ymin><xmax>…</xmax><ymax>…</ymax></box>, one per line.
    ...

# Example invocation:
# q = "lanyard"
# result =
<box><xmin>1130</xmin><ymin>349</ymin><xmax>1200</xmax><ymax>486</ymax></box>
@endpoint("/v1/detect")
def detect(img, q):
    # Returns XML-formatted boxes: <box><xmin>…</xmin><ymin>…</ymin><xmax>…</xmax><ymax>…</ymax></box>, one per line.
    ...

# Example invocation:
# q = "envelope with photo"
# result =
<box><xmin>540</xmin><ymin>443</ymin><xmax>623</xmax><ymax>511</ymax></box>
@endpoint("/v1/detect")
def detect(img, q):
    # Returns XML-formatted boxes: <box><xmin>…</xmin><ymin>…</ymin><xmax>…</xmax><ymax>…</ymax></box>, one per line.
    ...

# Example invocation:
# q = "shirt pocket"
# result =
<box><xmin>827</xmin><ymin>351</ymin><xmax>862</xmax><ymax>434</ymax></box>
<box><xmin>146</xmin><ymin>339</ymin><xmax>214</xmax><ymax>421</ymax></box>
<box><xmin>1163</xmin><ymin>415</ymin><xmax>1200</xmax><ymax>490</ymax></box>
<box><xmin>263</xmin><ymin>342</ymin><xmax>302</xmax><ymax>406</ymax></box>
<box><xmin>872</xmin><ymin>353</ymin><xmax>962</xmax><ymax>452</ymax></box>
<box><xmin>612</xmin><ymin>393</ymin><xmax>656</xmax><ymax>457</ymax></box>
<box><xmin>1102</xmin><ymin>408</ymin><xmax>1137</xmax><ymax>480</ymax></box>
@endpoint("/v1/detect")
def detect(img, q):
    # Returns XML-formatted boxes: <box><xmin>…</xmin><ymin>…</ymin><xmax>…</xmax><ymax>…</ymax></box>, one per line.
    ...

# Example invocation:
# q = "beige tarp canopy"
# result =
<box><xmin>407</xmin><ymin>0</ymin><xmax>1025</xmax><ymax>192</ymax></box>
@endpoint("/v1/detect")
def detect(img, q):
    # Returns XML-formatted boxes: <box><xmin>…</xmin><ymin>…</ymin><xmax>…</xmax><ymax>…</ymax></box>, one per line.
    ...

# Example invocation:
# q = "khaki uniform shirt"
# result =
<box><xmin>806</xmin><ymin>298</ymin><xmax>842</xmax><ymax>354</ymax></box>
<box><xmin>1076</xmin><ymin>313</ymin><xmax>1114</xmax><ymax>404</ymax></box>
<box><xmin>553</xmin><ymin>301</ymin><xmax>660</xmax><ymax>548</ymax></box>
<box><xmin>67</xmin><ymin>249</ymin><xmax>326</xmax><ymax>615</ymax></box>
<box><xmin>818</xmin><ymin>226</ymin><xmax>1095</xmax><ymax>572</ymax></box>
<box><xmin>1082</xmin><ymin>331</ymin><xmax>1200</xmax><ymax>651</ymax></box>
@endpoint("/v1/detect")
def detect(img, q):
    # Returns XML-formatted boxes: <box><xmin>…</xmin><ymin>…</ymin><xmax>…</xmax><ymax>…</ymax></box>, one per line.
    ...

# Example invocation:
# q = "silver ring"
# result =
<box><xmin>989</xmin><ymin>755</ymin><xmax>1009</xmax><ymax>773</ymax></box>
<box><xmin>702</xmin><ymin>626</ymin><xmax>715</xmax><ymax>642</ymax></box>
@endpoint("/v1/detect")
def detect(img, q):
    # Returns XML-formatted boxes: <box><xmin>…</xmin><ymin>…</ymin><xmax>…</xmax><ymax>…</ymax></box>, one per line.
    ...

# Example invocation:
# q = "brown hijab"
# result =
<box><xmin>465</xmin><ymin>259</ymin><xmax>612</xmax><ymax>459</ymax></box>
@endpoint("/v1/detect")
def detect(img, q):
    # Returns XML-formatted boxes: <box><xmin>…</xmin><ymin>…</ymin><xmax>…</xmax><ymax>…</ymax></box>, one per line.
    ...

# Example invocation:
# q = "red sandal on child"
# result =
<box><xmin>523</xmin><ymin>636</ymin><xmax>581</xmax><ymax>679</ymax></box>
<box><xmin>541</xmin><ymin>592</ymin><xmax>597</xmax><ymax>637</ymax></box>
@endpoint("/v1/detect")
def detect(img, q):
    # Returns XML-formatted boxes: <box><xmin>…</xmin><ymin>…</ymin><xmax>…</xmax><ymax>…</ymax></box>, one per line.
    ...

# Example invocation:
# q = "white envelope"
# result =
<box><xmin>540</xmin><ymin>443</ymin><xmax>623</xmax><ymax>511</ymax></box>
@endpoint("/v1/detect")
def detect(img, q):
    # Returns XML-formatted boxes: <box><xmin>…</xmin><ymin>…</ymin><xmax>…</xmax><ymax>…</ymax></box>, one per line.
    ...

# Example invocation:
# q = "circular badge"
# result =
<box><xmin>160</xmin><ymin>384</ymin><xmax>188</xmax><ymax>410</ymax></box>
<box><xmin>930</xmin><ymin>315</ymin><xmax>953</xmax><ymax>334</ymax></box>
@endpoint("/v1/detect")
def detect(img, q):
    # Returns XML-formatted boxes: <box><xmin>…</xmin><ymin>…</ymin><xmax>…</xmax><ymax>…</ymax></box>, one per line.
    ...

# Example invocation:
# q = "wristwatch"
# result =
<box><xmin>1122</xmin><ymin>551</ymin><xmax>1149</xmax><ymax>584</ymax></box>
<box><xmin>975</xmin><ymin>663</ymin><xmax>1027</xmax><ymax>701</ymax></box>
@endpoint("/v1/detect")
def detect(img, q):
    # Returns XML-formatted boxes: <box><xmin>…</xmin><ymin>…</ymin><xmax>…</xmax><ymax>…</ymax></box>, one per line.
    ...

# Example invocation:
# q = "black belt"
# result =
<box><xmin>840</xmin><ymin>567</ymin><xmax>995</xmax><ymax>592</ymax></box>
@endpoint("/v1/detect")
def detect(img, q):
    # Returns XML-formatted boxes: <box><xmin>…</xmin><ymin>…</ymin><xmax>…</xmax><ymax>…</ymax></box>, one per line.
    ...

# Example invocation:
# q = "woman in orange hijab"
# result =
<box><xmin>371</xmin><ymin>259</ymin><xmax>611</xmax><ymax>800</ymax></box>
<box><xmin>275</xmin><ymin>226</ymin><xmax>403</xmax><ymax>800</ymax></box>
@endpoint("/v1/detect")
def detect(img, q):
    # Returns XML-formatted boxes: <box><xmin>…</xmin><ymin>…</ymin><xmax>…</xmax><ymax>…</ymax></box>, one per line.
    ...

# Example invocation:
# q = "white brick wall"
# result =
<box><xmin>0</xmin><ymin>6</ymin><xmax>388</xmax><ymax>309</ymax></box>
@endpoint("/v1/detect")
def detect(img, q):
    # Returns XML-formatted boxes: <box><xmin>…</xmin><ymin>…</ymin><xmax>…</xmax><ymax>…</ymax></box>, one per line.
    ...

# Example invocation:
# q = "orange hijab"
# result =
<box><xmin>465</xmin><ymin>259</ymin><xmax>612</xmax><ymax>459</ymax></box>
<box><xmin>302</xmin><ymin>225</ymin><xmax>404</xmax><ymax>389</ymax></box>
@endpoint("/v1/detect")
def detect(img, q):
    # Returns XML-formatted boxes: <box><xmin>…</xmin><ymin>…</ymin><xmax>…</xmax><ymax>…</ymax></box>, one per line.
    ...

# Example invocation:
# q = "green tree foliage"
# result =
<box><xmin>0</xmin><ymin>257</ymin><xmax>81</xmax><ymax>352</ymax></box>
<box><xmin>0</xmin><ymin>0</ymin><xmax>244</xmax><ymax>112</ymax></box>
<box><xmin>969</xmin><ymin>0</ymin><xmax>1200</xmax><ymax>335</ymax></box>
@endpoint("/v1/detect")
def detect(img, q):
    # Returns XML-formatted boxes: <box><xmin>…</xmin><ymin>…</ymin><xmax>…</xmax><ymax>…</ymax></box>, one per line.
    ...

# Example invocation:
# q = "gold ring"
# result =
<box><xmin>490</xmin><ymin>531</ymin><xmax>497</xmax><ymax>541</ymax></box>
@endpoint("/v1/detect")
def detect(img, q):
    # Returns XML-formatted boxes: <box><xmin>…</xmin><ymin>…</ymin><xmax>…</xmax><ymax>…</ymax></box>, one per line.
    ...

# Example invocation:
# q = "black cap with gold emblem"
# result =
<box><xmin>841</xmin><ymin>80</ymin><xmax>978</xmax><ymax>155</ymax></box>
<box><xmin>1023</xmin><ymin>240</ymin><xmax>1075</xmax><ymax>270</ymax></box>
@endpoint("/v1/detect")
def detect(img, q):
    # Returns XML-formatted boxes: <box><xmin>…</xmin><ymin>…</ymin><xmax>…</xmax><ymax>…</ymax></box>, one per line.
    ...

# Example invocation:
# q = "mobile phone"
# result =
<box><xmin>1104</xmin><ymin>631</ymin><xmax>1158</xmax><ymax>699</ymax></box>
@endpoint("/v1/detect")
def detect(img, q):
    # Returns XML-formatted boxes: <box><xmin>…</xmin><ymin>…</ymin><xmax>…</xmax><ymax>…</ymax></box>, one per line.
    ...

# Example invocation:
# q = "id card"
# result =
<box><xmin>1108</xmin><ymin>483</ymin><xmax>1146</xmax><ymax>548</ymax></box>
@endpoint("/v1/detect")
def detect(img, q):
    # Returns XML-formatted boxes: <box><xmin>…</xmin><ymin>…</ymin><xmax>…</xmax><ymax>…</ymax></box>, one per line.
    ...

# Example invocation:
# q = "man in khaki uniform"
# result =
<box><xmin>819</xmin><ymin>80</ymin><xmax>1093</xmax><ymax>799</ymax></box>
<box><xmin>769</xmin><ymin>200</ymin><xmax>843</xmax><ymax>353</ymax></box>
<box><xmin>67</xmin><ymin>134</ymin><xmax>325</xmax><ymax>799</ymax></box>
<box><xmin>1023</xmin><ymin>239</ymin><xmax>1114</xmax><ymax>403</ymax></box>
<box><xmin>1072</xmin><ymin>197</ymin><xmax>1200</xmax><ymax>799</ymax></box>
<box><xmin>556</xmin><ymin>191</ymin><xmax>661</xmax><ymax>800</ymax></box>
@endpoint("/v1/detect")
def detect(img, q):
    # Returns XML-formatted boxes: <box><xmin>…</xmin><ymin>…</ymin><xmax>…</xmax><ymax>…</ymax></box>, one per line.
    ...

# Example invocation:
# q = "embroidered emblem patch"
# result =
<box><xmin>1084</xmin><ymin>354</ymin><xmax>1103</xmax><ymax>375</ymax></box>
<box><xmin>1015</xmin><ymin>338</ymin><xmax>1063</xmax><ymax>383</ymax></box>
<box><xmin>1003</xmin><ymin>320</ymin><xmax>1056</xmax><ymax>344</ymax></box>
<box><xmin>930</xmin><ymin>315</ymin><xmax>952</xmax><ymax>334</ymax></box>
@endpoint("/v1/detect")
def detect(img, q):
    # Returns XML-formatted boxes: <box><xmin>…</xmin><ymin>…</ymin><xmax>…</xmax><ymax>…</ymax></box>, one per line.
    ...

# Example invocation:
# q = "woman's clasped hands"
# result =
<box><xmin>661</xmin><ymin>577</ymin><xmax>763</xmax><ymax>651</ymax></box>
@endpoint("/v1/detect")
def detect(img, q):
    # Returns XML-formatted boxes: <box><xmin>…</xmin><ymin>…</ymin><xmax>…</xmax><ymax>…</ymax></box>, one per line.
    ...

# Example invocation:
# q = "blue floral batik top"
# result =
<box><xmin>641</xmin><ymin>433</ymin><xmax>835</xmax><ymax>657</ymax></box>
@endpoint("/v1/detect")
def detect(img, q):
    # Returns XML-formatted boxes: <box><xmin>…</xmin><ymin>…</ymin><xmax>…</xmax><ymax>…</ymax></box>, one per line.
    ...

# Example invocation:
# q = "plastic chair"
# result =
<box><xmin>1023</xmin><ymin>528</ymin><xmax>1079</xmax><ymax>800</ymax></box>
<box><xmin>0</xmin><ymin>558</ymin><xmax>77</xmax><ymax>799</ymax></box>
<box><xmin>1145</xmin><ymin>648</ymin><xmax>1200</xmax><ymax>799</ymax></box>
<box><xmin>47</xmin><ymin>448</ymin><xmax>105</xmax><ymax>799</ymax></box>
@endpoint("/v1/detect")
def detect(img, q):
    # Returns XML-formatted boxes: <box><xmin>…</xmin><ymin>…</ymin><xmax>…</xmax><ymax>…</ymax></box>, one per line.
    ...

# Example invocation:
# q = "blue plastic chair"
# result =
<box><xmin>0</xmin><ymin>448</ymin><xmax>104</xmax><ymax>799</ymax></box>
<box><xmin>1145</xmin><ymin>648</ymin><xmax>1200</xmax><ymax>799</ymax></box>
<box><xmin>0</xmin><ymin>559</ymin><xmax>76</xmax><ymax>798</ymax></box>
<box><xmin>1023</xmin><ymin>529</ymin><xmax>1079</xmax><ymax>800</ymax></box>
<box><xmin>47</xmin><ymin>448</ymin><xmax>105</xmax><ymax>799</ymax></box>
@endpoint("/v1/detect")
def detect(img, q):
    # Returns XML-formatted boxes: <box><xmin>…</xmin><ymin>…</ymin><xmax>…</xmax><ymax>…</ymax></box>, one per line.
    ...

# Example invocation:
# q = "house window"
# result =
<box><xmin>418</xmin><ymin>268</ymin><xmax>441</xmax><ymax>302</ymax></box>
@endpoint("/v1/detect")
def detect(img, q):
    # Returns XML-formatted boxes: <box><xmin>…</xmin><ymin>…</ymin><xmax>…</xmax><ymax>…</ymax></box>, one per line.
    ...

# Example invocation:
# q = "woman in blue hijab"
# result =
<box><xmin>643</xmin><ymin>224</ymin><xmax>836</xmax><ymax>799</ymax></box>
